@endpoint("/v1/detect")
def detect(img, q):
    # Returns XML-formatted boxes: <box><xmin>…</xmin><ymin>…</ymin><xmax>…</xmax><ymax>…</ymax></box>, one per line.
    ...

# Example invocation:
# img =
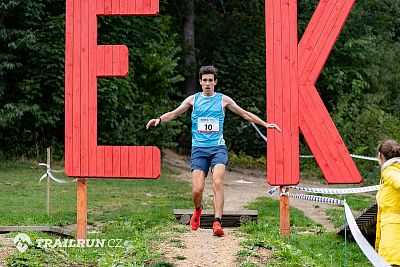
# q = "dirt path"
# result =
<box><xmin>0</xmin><ymin>236</ymin><xmax>15</xmax><ymax>267</ymax></box>
<box><xmin>159</xmin><ymin>149</ymin><xmax>336</xmax><ymax>266</ymax></box>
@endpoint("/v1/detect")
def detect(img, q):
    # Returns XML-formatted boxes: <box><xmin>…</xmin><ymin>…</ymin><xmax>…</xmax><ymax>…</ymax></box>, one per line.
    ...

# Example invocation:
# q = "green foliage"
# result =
<box><xmin>228</xmin><ymin>150</ymin><xmax>266</xmax><ymax>169</ymax></box>
<box><xmin>1</xmin><ymin>0</ymin><xmax>400</xmax><ymax>186</ymax></box>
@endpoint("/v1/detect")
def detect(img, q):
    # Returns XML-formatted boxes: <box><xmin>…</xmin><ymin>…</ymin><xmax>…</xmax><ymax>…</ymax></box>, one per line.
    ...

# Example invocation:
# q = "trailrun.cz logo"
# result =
<box><xmin>13</xmin><ymin>233</ymin><xmax>133</xmax><ymax>253</ymax></box>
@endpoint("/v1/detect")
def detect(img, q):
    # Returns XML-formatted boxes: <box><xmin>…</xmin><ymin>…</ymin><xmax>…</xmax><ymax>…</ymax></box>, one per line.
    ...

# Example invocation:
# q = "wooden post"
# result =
<box><xmin>76</xmin><ymin>179</ymin><xmax>87</xmax><ymax>240</ymax></box>
<box><xmin>46</xmin><ymin>147</ymin><xmax>51</xmax><ymax>216</ymax></box>
<box><xmin>280</xmin><ymin>186</ymin><xmax>290</xmax><ymax>236</ymax></box>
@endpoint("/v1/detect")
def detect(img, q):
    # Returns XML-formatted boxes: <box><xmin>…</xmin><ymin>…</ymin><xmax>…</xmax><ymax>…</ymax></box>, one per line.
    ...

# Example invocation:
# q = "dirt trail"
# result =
<box><xmin>159</xmin><ymin>149</ymin><xmax>336</xmax><ymax>266</ymax></box>
<box><xmin>0</xmin><ymin>236</ymin><xmax>15</xmax><ymax>267</ymax></box>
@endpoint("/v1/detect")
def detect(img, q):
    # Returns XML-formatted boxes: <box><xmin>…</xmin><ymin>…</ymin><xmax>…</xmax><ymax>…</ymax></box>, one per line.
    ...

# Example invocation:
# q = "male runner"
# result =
<box><xmin>146</xmin><ymin>66</ymin><xmax>281</xmax><ymax>236</ymax></box>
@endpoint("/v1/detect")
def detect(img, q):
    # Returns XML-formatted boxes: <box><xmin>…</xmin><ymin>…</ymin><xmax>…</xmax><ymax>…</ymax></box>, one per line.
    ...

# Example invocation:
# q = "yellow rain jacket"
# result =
<box><xmin>375</xmin><ymin>158</ymin><xmax>400</xmax><ymax>265</ymax></box>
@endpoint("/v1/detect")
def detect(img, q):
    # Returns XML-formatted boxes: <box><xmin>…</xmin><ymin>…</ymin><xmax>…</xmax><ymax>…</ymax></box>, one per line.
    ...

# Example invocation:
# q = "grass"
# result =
<box><xmin>0</xmin><ymin>160</ymin><xmax>376</xmax><ymax>266</ymax></box>
<box><xmin>238</xmin><ymin>196</ymin><xmax>373</xmax><ymax>267</ymax></box>
<box><xmin>0</xmin><ymin>160</ymin><xmax>192</xmax><ymax>266</ymax></box>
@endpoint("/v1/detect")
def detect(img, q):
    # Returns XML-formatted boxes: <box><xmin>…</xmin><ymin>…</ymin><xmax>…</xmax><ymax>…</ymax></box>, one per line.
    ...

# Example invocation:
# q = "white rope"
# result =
<box><xmin>38</xmin><ymin>163</ymin><xmax>77</xmax><ymax>184</ymax></box>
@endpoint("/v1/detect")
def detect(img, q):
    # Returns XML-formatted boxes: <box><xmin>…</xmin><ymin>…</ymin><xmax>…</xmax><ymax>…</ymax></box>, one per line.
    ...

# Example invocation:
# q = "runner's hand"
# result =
<box><xmin>266</xmin><ymin>123</ymin><xmax>281</xmax><ymax>132</ymax></box>
<box><xmin>146</xmin><ymin>118</ymin><xmax>161</xmax><ymax>129</ymax></box>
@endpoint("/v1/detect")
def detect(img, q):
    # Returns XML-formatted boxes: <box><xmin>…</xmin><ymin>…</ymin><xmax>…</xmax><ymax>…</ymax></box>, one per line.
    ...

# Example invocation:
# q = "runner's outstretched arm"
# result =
<box><xmin>224</xmin><ymin>95</ymin><xmax>281</xmax><ymax>131</ymax></box>
<box><xmin>146</xmin><ymin>95</ymin><xmax>194</xmax><ymax>129</ymax></box>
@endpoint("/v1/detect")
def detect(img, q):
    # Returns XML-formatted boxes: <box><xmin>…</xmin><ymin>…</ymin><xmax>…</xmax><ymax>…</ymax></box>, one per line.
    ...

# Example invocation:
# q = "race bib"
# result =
<box><xmin>197</xmin><ymin>117</ymin><xmax>219</xmax><ymax>133</ymax></box>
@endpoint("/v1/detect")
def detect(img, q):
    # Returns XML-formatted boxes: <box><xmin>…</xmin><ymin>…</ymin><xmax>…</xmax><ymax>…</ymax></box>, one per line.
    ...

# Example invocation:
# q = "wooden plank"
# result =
<box><xmin>299</xmin><ymin>111</ymin><xmax>335</xmax><ymax>179</ymax></box>
<box><xmin>306</xmin><ymin>0</ymin><xmax>355</xmax><ymax>85</ymax></box>
<box><xmin>112</xmin><ymin>0</ymin><xmax>120</xmax><ymax>14</ymax></box>
<box><xmin>273</xmin><ymin>0</ymin><xmax>284</xmax><ymax>185</ymax></box>
<box><xmin>298</xmin><ymin>0</ymin><xmax>333</xmax><ymax>76</ymax></box>
<box><xmin>152</xmin><ymin>146</ymin><xmax>160</xmax><ymax>178</ymax></box>
<box><xmin>88</xmin><ymin>0</ymin><xmax>98</xmax><ymax>177</ymax></box>
<box><xmin>96</xmin><ymin>145</ymin><xmax>105</xmax><ymax>176</ymax></box>
<box><xmin>76</xmin><ymin>179</ymin><xmax>87</xmax><ymax>240</ymax></box>
<box><xmin>65</xmin><ymin>0</ymin><xmax>74</xmax><ymax>176</ymax></box>
<box><xmin>151</xmin><ymin>0</ymin><xmax>159</xmax><ymax>15</ymax></box>
<box><xmin>281</xmin><ymin>0</ymin><xmax>291</xmax><ymax>185</ymax></box>
<box><xmin>143</xmin><ymin>0</ymin><xmax>151</xmax><ymax>14</ymax></box>
<box><xmin>289</xmin><ymin>0</ymin><xmax>299</xmax><ymax>185</ymax></box>
<box><xmin>173</xmin><ymin>210</ymin><xmax>258</xmax><ymax>216</ymax></box>
<box><xmin>105</xmin><ymin>0</ymin><xmax>112</xmax><ymax>14</ymax></box>
<box><xmin>173</xmin><ymin>209</ymin><xmax>258</xmax><ymax>228</ymax></box>
<box><xmin>104</xmin><ymin>146</ymin><xmax>113</xmax><ymax>177</ymax></box>
<box><xmin>338</xmin><ymin>202</ymin><xmax>377</xmax><ymax>245</ymax></box>
<box><xmin>266</xmin><ymin>0</ymin><xmax>276</xmax><ymax>185</ymax></box>
<box><xmin>120</xmin><ymin>0</ymin><xmax>127</xmax><ymax>15</ymax></box>
<box><xmin>104</xmin><ymin>45</ymin><xmax>113</xmax><ymax>76</ymax></box>
<box><xmin>97</xmin><ymin>45</ymin><xmax>105</xmax><ymax>77</ymax></box>
<box><xmin>137</xmin><ymin>146</ymin><xmax>145</xmax><ymax>177</ymax></box>
<box><xmin>0</xmin><ymin>226</ymin><xmax>74</xmax><ymax>238</ymax></box>
<box><xmin>121</xmin><ymin>146</ymin><xmax>129</xmax><ymax>177</ymax></box>
<box><xmin>72</xmin><ymin>0</ymin><xmax>82</xmax><ymax>176</ymax></box>
<box><xmin>144</xmin><ymin>147</ymin><xmax>153</xmax><ymax>178</ymax></box>
<box><xmin>307</xmin><ymin>85</ymin><xmax>354</xmax><ymax>181</ymax></box>
<box><xmin>135</xmin><ymin>0</ymin><xmax>143</xmax><ymax>14</ymax></box>
<box><xmin>280</xmin><ymin>187</ymin><xmax>290</xmax><ymax>236</ymax></box>
<box><xmin>127</xmin><ymin>0</ymin><xmax>135</xmax><ymax>14</ymax></box>
<box><xmin>300</xmin><ymin>86</ymin><xmax>346</xmax><ymax>180</ymax></box>
<box><xmin>97</xmin><ymin>0</ymin><xmax>105</xmax><ymax>15</ymax></box>
<box><xmin>80</xmin><ymin>0</ymin><xmax>89</xmax><ymax>177</ymax></box>
<box><xmin>298</xmin><ymin>0</ymin><xmax>328</xmax><ymax>72</ymax></box>
<box><xmin>128</xmin><ymin>146</ymin><xmax>137</xmax><ymax>177</ymax></box>
<box><xmin>112</xmin><ymin>146</ymin><xmax>121</xmax><ymax>176</ymax></box>
<box><xmin>112</xmin><ymin>45</ymin><xmax>120</xmax><ymax>76</ymax></box>
<box><xmin>120</xmin><ymin>45</ymin><xmax>128</xmax><ymax>77</ymax></box>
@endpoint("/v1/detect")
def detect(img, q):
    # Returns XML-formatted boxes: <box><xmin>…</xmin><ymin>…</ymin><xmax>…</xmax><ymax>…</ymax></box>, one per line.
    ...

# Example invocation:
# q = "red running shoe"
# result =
<box><xmin>212</xmin><ymin>221</ymin><xmax>224</xmax><ymax>236</ymax></box>
<box><xmin>190</xmin><ymin>206</ymin><xmax>202</xmax><ymax>230</ymax></box>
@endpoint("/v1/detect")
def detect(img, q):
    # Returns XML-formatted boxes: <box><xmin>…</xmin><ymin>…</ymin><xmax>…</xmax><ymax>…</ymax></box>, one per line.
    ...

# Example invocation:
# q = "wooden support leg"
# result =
<box><xmin>46</xmin><ymin>147</ymin><xmax>51</xmax><ymax>216</ymax></box>
<box><xmin>280</xmin><ymin>186</ymin><xmax>290</xmax><ymax>236</ymax></box>
<box><xmin>76</xmin><ymin>179</ymin><xmax>87</xmax><ymax>241</ymax></box>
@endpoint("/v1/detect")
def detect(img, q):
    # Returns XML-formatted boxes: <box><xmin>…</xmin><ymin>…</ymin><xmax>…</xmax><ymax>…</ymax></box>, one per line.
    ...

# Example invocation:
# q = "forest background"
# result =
<box><xmin>1</xmin><ymin>0</ymin><xmax>399</xmax><ymax>183</ymax></box>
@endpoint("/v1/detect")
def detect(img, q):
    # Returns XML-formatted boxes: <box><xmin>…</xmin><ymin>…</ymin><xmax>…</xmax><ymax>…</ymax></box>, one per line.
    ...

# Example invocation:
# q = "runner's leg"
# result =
<box><xmin>212</xmin><ymin>164</ymin><xmax>225</xmax><ymax>218</ymax></box>
<box><xmin>192</xmin><ymin>169</ymin><xmax>206</xmax><ymax>208</ymax></box>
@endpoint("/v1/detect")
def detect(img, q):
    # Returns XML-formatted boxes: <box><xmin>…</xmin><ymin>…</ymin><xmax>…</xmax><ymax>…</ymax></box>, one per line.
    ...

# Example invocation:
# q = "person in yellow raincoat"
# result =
<box><xmin>375</xmin><ymin>139</ymin><xmax>400</xmax><ymax>266</ymax></box>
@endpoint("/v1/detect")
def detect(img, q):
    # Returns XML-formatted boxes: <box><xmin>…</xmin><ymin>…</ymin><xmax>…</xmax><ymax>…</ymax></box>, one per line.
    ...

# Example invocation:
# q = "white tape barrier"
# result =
<box><xmin>268</xmin><ymin>185</ymin><xmax>381</xmax><ymax>196</ymax></box>
<box><xmin>250</xmin><ymin>122</ymin><xmax>378</xmax><ymax>161</ymax></box>
<box><xmin>250</xmin><ymin>122</ymin><xmax>268</xmax><ymax>142</ymax></box>
<box><xmin>286</xmin><ymin>193</ymin><xmax>344</xmax><ymax>205</ymax></box>
<box><xmin>289</xmin><ymin>185</ymin><xmax>381</xmax><ymax>195</ymax></box>
<box><xmin>343</xmin><ymin>202</ymin><xmax>390</xmax><ymax>267</ymax></box>
<box><xmin>38</xmin><ymin>163</ymin><xmax>77</xmax><ymax>184</ymax></box>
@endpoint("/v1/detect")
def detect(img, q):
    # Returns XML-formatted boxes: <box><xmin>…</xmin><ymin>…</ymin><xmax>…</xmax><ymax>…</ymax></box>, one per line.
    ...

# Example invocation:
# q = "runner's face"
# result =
<box><xmin>199</xmin><ymin>74</ymin><xmax>217</xmax><ymax>95</ymax></box>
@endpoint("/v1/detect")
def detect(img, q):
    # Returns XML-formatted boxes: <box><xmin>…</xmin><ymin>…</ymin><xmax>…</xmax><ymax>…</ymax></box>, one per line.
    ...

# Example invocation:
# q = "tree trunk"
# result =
<box><xmin>183</xmin><ymin>0</ymin><xmax>196</xmax><ymax>96</ymax></box>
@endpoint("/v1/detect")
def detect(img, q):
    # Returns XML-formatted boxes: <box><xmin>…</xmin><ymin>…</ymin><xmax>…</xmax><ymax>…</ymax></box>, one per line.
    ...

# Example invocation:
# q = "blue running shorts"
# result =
<box><xmin>190</xmin><ymin>145</ymin><xmax>228</xmax><ymax>176</ymax></box>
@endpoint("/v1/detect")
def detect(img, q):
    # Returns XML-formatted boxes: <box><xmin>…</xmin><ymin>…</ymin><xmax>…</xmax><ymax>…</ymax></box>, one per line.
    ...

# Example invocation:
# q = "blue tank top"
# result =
<box><xmin>191</xmin><ymin>92</ymin><xmax>225</xmax><ymax>147</ymax></box>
